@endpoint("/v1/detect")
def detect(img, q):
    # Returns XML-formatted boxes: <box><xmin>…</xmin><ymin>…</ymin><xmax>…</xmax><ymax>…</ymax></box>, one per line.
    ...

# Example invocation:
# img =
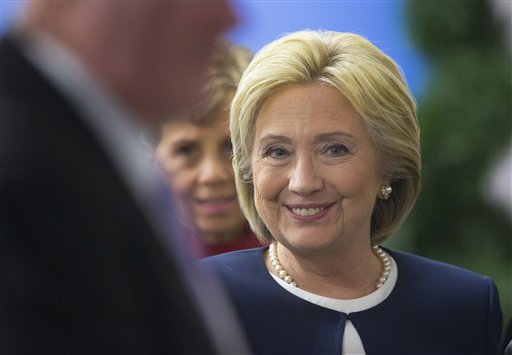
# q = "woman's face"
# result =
<box><xmin>252</xmin><ymin>84</ymin><xmax>383</xmax><ymax>254</ymax></box>
<box><xmin>156</xmin><ymin>94</ymin><xmax>247</xmax><ymax>243</ymax></box>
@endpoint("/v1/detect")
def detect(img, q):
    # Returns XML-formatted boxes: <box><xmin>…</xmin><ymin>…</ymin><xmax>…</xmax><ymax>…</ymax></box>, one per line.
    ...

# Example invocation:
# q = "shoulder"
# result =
<box><xmin>200</xmin><ymin>247</ymin><xmax>268</xmax><ymax>287</ymax></box>
<box><xmin>0</xmin><ymin>36</ymin><xmax>72</xmax><ymax>155</ymax></box>
<box><xmin>389</xmin><ymin>248</ymin><xmax>493</xmax><ymax>286</ymax></box>
<box><xmin>384</xmin><ymin>249</ymin><xmax>502</xmax><ymax>353</ymax></box>
<box><xmin>201</xmin><ymin>247</ymin><xmax>265</xmax><ymax>270</ymax></box>
<box><xmin>388</xmin><ymin>248</ymin><xmax>500</xmax><ymax>312</ymax></box>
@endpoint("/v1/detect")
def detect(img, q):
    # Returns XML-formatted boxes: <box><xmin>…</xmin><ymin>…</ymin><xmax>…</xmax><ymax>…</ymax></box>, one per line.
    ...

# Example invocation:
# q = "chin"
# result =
<box><xmin>280</xmin><ymin>233</ymin><xmax>339</xmax><ymax>252</ymax></box>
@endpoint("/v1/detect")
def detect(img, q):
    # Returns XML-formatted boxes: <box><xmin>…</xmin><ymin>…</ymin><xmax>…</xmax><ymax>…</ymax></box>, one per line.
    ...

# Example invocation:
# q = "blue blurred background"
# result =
<box><xmin>2</xmin><ymin>0</ymin><xmax>510</xmax><ymax>330</ymax></box>
<box><xmin>1</xmin><ymin>0</ymin><xmax>427</xmax><ymax>97</ymax></box>
<box><xmin>230</xmin><ymin>1</ymin><xmax>427</xmax><ymax>98</ymax></box>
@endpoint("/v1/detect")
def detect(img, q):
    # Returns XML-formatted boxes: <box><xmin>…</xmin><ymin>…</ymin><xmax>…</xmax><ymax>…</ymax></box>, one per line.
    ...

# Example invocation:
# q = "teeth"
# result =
<box><xmin>291</xmin><ymin>207</ymin><xmax>324</xmax><ymax>216</ymax></box>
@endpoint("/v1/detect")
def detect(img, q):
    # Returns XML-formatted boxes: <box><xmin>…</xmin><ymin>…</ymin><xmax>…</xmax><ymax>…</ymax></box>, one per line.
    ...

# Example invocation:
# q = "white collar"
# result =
<box><xmin>270</xmin><ymin>254</ymin><xmax>398</xmax><ymax>314</ymax></box>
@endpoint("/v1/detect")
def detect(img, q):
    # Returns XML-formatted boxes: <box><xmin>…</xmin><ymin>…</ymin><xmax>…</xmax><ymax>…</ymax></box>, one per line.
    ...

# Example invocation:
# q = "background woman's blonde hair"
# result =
<box><xmin>230</xmin><ymin>30</ymin><xmax>421</xmax><ymax>245</ymax></box>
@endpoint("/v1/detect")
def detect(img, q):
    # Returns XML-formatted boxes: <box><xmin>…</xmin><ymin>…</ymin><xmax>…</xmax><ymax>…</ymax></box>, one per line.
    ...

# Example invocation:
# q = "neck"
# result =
<box><xmin>266</xmin><ymin>241</ymin><xmax>384</xmax><ymax>299</ymax></box>
<box><xmin>203</xmin><ymin>228</ymin><xmax>246</xmax><ymax>244</ymax></box>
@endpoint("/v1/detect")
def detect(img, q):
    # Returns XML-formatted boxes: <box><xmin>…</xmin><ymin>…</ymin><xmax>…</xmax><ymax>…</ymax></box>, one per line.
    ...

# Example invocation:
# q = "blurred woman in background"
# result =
<box><xmin>156</xmin><ymin>40</ymin><xmax>261</xmax><ymax>257</ymax></box>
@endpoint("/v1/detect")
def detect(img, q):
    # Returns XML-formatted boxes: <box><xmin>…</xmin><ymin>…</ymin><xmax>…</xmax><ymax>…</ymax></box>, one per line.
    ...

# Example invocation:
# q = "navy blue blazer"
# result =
<box><xmin>202</xmin><ymin>247</ymin><xmax>502</xmax><ymax>354</ymax></box>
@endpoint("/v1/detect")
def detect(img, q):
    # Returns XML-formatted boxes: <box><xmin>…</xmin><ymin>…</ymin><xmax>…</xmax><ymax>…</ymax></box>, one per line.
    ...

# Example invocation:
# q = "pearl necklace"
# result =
<box><xmin>268</xmin><ymin>241</ymin><xmax>392</xmax><ymax>289</ymax></box>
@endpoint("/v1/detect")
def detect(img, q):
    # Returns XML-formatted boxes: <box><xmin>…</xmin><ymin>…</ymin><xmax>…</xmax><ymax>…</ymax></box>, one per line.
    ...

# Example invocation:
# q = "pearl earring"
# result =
<box><xmin>380</xmin><ymin>185</ymin><xmax>392</xmax><ymax>200</ymax></box>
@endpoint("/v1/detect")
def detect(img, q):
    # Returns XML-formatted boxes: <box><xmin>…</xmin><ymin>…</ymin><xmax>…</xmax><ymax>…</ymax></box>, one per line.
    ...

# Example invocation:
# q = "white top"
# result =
<box><xmin>270</xmin><ymin>254</ymin><xmax>398</xmax><ymax>355</ymax></box>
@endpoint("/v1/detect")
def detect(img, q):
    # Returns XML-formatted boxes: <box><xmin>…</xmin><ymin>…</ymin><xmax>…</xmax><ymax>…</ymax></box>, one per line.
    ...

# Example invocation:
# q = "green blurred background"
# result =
<box><xmin>390</xmin><ymin>0</ymin><xmax>511</xmax><ymax>330</ymax></box>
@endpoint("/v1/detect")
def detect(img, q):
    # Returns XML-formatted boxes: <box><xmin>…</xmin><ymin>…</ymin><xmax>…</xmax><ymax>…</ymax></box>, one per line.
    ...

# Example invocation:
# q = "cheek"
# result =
<box><xmin>253</xmin><ymin>187</ymin><xmax>283</xmax><ymax>240</ymax></box>
<box><xmin>221</xmin><ymin>159</ymin><xmax>236</xmax><ymax>179</ymax></box>
<box><xmin>166</xmin><ymin>168</ymin><xmax>197</xmax><ymax>197</ymax></box>
<box><xmin>338</xmin><ymin>171</ymin><xmax>364</xmax><ymax>196</ymax></box>
<box><xmin>252</xmin><ymin>165</ymin><xmax>285</xmax><ymax>219</ymax></box>
<box><xmin>337</xmin><ymin>166</ymin><xmax>380</xmax><ymax>206</ymax></box>
<box><xmin>253</xmin><ymin>188</ymin><xmax>266</xmax><ymax>217</ymax></box>
<box><xmin>252</xmin><ymin>163</ymin><xmax>280</xmax><ymax>201</ymax></box>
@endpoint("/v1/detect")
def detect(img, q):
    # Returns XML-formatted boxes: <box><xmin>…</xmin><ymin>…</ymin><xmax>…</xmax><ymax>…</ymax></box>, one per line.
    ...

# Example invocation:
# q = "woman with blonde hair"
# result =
<box><xmin>202</xmin><ymin>30</ymin><xmax>502</xmax><ymax>354</ymax></box>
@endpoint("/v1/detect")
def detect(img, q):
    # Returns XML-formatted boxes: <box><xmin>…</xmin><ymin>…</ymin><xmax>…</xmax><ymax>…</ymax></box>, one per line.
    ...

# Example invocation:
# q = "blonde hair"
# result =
<box><xmin>230</xmin><ymin>30</ymin><xmax>421</xmax><ymax>244</ymax></box>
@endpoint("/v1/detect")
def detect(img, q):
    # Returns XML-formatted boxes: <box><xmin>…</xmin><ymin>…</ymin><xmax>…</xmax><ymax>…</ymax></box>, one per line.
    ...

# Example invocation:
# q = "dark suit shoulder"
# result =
<box><xmin>1</xmin><ymin>37</ymin><xmax>96</xmax><ymax>181</ymax></box>
<box><xmin>0</xmin><ymin>36</ymin><xmax>218</xmax><ymax>354</ymax></box>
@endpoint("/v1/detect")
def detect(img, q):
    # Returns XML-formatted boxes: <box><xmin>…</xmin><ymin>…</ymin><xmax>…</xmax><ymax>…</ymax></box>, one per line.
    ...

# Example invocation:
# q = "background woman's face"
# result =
<box><xmin>251</xmin><ymin>84</ymin><xmax>383</xmax><ymax>254</ymax></box>
<box><xmin>156</xmin><ymin>95</ymin><xmax>247</xmax><ymax>243</ymax></box>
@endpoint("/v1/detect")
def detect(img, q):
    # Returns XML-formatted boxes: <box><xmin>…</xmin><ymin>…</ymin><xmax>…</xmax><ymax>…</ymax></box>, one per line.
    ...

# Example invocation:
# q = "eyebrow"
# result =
<box><xmin>257</xmin><ymin>134</ymin><xmax>293</xmax><ymax>146</ymax></box>
<box><xmin>258</xmin><ymin>132</ymin><xmax>355</xmax><ymax>146</ymax></box>
<box><xmin>169</xmin><ymin>137</ymin><xmax>199</xmax><ymax>148</ymax></box>
<box><xmin>312</xmin><ymin>132</ymin><xmax>355</xmax><ymax>144</ymax></box>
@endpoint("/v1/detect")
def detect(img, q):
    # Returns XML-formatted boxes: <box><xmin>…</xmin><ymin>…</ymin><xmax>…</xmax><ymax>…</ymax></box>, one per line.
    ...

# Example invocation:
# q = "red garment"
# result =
<box><xmin>206</xmin><ymin>230</ymin><xmax>264</xmax><ymax>257</ymax></box>
<box><xmin>190</xmin><ymin>229</ymin><xmax>264</xmax><ymax>258</ymax></box>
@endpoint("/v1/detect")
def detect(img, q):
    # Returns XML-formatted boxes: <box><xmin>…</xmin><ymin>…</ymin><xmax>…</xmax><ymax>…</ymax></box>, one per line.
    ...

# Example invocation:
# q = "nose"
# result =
<box><xmin>198</xmin><ymin>153</ymin><xmax>232</xmax><ymax>185</ymax></box>
<box><xmin>288</xmin><ymin>155</ymin><xmax>323</xmax><ymax>197</ymax></box>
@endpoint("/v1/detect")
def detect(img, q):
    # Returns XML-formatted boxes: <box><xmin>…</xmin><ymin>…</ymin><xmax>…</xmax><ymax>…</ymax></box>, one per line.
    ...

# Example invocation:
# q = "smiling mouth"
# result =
<box><xmin>195</xmin><ymin>197</ymin><xmax>237</xmax><ymax>215</ymax></box>
<box><xmin>290</xmin><ymin>207</ymin><xmax>326</xmax><ymax>217</ymax></box>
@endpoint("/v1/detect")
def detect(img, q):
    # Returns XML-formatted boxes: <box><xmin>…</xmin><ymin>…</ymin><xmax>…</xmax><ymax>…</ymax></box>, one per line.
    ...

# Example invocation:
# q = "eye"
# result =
<box><xmin>264</xmin><ymin>146</ymin><xmax>289</xmax><ymax>159</ymax></box>
<box><xmin>175</xmin><ymin>144</ymin><xmax>196</xmax><ymax>157</ymax></box>
<box><xmin>326</xmin><ymin>144</ymin><xmax>349</xmax><ymax>156</ymax></box>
